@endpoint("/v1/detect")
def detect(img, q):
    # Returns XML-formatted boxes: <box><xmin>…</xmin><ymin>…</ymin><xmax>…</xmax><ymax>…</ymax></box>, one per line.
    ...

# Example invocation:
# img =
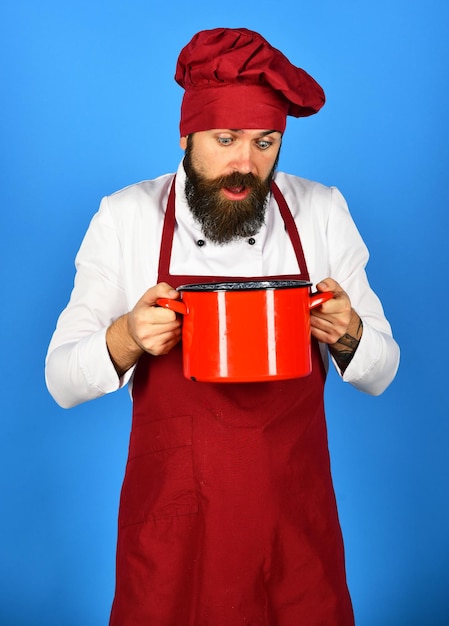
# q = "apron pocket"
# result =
<box><xmin>118</xmin><ymin>415</ymin><xmax>198</xmax><ymax>527</ymax></box>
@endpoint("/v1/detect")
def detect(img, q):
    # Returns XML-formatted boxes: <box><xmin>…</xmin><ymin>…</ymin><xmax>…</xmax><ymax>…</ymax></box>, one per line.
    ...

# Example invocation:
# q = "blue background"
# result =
<box><xmin>1</xmin><ymin>1</ymin><xmax>448</xmax><ymax>624</ymax></box>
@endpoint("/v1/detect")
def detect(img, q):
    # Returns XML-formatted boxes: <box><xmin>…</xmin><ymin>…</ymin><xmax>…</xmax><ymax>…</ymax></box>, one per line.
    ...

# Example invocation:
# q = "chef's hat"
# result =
<box><xmin>175</xmin><ymin>27</ymin><xmax>325</xmax><ymax>136</ymax></box>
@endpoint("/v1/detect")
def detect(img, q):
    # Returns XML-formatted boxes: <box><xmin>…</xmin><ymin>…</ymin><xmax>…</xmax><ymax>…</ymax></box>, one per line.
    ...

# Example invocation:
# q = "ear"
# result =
<box><xmin>180</xmin><ymin>136</ymin><xmax>188</xmax><ymax>150</ymax></box>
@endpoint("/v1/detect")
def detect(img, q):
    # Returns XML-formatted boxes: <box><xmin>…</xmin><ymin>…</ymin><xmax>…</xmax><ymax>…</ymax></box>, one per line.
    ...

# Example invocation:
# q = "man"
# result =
<box><xmin>46</xmin><ymin>28</ymin><xmax>399</xmax><ymax>626</ymax></box>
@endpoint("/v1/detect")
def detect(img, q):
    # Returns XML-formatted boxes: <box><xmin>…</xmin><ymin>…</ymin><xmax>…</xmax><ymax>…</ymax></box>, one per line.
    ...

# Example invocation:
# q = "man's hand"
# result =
<box><xmin>106</xmin><ymin>282</ymin><xmax>182</xmax><ymax>376</ymax></box>
<box><xmin>310</xmin><ymin>278</ymin><xmax>363</xmax><ymax>372</ymax></box>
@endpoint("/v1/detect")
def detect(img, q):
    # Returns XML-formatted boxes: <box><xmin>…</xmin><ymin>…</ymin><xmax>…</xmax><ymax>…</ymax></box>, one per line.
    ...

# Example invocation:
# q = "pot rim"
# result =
<box><xmin>178</xmin><ymin>280</ymin><xmax>312</xmax><ymax>292</ymax></box>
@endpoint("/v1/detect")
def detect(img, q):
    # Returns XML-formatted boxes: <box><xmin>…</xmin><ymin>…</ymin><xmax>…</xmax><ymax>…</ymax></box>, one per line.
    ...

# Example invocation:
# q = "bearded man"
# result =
<box><xmin>46</xmin><ymin>27</ymin><xmax>399</xmax><ymax>626</ymax></box>
<box><xmin>183</xmin><ymin>131</ymin><xmax>279</xmax><ymax>244</ymax></box>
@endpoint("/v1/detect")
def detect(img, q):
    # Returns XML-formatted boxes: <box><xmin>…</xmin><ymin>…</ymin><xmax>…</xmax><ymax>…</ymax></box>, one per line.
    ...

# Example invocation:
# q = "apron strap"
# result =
<box><xmin>270</xmin><ymin>181</ymin><xmax>310</xmax><ymax>282</ymax></box>
<box><xmin>158</xmin><ymin>175</ymin><xmax>310</xmax><ymax>284</ymax></box>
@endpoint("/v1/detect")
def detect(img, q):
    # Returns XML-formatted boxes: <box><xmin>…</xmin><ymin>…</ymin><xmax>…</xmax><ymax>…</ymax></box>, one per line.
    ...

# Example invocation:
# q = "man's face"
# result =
<box><xmin>181</xmin><ymin>129</ymin><xmax>282</xmax><ymax>244</ymax></box>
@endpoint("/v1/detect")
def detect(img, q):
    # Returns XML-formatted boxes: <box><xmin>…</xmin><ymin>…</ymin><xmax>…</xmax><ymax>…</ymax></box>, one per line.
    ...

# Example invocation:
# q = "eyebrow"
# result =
<box><xmin>228</xmin><ymin>129</ymin><xmax>281</xmax><ymax>137</ymax></box>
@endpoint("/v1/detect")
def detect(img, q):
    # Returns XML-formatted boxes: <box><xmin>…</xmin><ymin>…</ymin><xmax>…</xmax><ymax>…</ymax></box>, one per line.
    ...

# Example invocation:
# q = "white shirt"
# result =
<box><xmin>45</xmin><ymin>162</ymin><xmax>400</xmax><ymax>408</ymax></box>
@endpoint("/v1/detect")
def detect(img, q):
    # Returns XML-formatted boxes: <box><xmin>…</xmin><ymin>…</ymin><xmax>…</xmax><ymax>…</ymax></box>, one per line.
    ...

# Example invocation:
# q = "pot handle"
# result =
<box><xmin>309</xmin><ymin>290</ymin><xmax>333</xmax><ymax>310</ymax></box>
<box><xmin>156</xmin><ymin>297</ymin><xmax>187</xmax><ymax>315</ymax></box>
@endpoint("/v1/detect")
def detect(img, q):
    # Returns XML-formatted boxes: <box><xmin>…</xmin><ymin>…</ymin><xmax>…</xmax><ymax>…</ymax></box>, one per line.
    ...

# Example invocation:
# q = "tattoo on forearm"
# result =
<box><xmin>329</xmin><ymin>318</ymin><xmax>363</xmax><ymax>373</ymax></box>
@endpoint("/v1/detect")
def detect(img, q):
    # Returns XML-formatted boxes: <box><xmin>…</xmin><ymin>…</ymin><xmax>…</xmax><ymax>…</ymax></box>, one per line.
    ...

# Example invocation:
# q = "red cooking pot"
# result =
<box><xmin>157</xmin><ymin>280</ymin><xmax>333</xmax><ymax>383</ymax></box>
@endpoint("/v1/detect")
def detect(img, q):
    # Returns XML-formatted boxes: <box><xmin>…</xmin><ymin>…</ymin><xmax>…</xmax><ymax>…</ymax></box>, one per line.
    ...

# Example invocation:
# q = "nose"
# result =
<box><xmin>229</xmin><ymin>142</ymin><xmax>257</xmax><ymax>175</ymax></box>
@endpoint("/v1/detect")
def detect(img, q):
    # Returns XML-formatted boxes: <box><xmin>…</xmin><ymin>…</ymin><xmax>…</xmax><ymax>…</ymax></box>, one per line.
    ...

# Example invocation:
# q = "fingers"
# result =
<box><xmin>129</xmin><ymin>283</ymin><xmax>182</xmax><ymax>355</ymax></box>
<box><xmin>142</xmin><ymin>325</ymin><xmax>182</xmax><ymax>355</ymax></box>
<box><xmin>316</xmin><ymin>278</ymin><xmax>340</xmax><ymax>294</ymax></box>
<box><xmin>311</xmin><ymin>278</ymin><xmax>352</xmax><ymax>344</ymax></box>
<box><xmin>311</xmin><ymin>315</ymin><xmax>347</xmax><ymax>345</ymax></box>
<box><xmin>139</xmin><ymin>282</ymin><xmax>180</xmax><ymax>307</ymax></box>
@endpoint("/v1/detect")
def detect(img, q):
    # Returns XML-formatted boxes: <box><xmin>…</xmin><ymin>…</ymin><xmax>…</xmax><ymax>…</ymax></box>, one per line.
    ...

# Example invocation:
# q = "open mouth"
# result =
<box><xmin>221</xmin><ymin>186</ymin><xmax>251</xmax><ymax>201</ymax></box>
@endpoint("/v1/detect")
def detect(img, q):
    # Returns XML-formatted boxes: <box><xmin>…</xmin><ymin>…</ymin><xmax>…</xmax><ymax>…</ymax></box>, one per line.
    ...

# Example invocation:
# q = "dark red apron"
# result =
<box><xmin>109</xmin><ymin>179</ymin><xmax>354</xmax><ymax>626</ymax></box>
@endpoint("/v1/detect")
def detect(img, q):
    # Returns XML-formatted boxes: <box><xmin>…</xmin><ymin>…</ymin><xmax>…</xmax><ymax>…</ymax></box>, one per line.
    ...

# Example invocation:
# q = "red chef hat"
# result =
<box><xmin>175</xmin><ymin>27</ymin><xmax>325</xmax><ymax>136</ymax></box>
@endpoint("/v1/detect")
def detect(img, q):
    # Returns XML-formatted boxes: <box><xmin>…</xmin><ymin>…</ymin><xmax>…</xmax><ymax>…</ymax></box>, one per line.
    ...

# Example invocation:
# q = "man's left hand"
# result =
<box><xmin>311</xmin><ymin>278</ymin><xmax>363</xmax><ymax>372</ymax></box>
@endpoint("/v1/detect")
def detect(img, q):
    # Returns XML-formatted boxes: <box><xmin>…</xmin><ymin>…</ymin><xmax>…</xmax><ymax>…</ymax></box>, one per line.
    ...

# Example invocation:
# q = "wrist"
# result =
<box><xmin>106</xmin><ymin>314</ymin><xmax>144</xmax><ymax>376</ymax></box>
<box><xmin>329</xmin><ymin>310</ymin><xmax>363</xmax><ymax>373</ymax></box>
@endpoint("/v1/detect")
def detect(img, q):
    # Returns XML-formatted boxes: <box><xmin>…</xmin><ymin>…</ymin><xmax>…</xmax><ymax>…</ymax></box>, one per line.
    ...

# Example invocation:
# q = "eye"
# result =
<box><xmin>216</xmin><ymin>136</ymin><xmax>233</xmax><ymax>146</ymax></box>
<box><xmin>256</xmin><ymin>139</ymin><xmax>273</xmax><ymax>150</ymax></box>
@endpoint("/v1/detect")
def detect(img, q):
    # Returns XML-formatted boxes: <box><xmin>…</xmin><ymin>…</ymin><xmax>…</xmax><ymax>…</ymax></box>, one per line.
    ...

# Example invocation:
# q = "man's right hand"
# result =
<box><xmin>106</xmin><ymin>282</ymin><xmax>181</xmax><ymax>376</ymax></box>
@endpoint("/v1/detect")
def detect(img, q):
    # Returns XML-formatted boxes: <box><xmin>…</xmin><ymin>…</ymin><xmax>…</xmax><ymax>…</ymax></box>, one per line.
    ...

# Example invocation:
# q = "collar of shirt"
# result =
<box><xmin>170</xmin><ymin>161</ymin><xmax>299</xmax><ymax>277</ymax></box>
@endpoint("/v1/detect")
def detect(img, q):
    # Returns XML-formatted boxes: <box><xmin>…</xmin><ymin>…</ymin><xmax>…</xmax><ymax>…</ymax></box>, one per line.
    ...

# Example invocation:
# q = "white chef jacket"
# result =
<box><xmin>45</xmin><ymin>161</ymin><xmax>400</xmax><ymax>408</ymax></box>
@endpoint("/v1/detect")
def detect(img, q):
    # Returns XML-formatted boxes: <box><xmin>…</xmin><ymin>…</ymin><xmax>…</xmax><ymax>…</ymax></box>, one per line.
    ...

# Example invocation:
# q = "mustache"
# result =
<box><xmin>194</xmin><ymin>171</ymin><xmax>261</xmax><ymax>193</ymax></box>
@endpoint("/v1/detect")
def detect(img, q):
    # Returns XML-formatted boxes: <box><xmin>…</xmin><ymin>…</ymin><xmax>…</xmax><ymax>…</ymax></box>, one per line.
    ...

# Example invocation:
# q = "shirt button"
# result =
<box><xmin>248</xmin><ymin>237</ymin><xmax>256</xmax><ymax>245</ymax></box>
<box><xmin>196</xmin><ymin>239</ymin><xmax>205</xmax><ymax>247</ymax></box>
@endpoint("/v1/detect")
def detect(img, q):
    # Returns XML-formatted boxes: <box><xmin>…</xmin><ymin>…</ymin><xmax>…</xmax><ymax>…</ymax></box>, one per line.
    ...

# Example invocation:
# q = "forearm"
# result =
<box><xmin>45</xmin><ymin>328</ymin><xmax>127</xmax><ymax>408</ymax></box>
<box><xmin>329</xmin><ymin>309</ymin><xmax>363</xmax><ymax>373</ymax></box>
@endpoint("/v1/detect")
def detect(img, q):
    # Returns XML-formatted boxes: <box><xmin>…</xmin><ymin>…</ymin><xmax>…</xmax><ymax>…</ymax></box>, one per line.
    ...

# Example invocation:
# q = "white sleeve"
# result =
<box><xmin>45</xmin><ymin>197</ymin><xmax>133</xmax><ymax>408</ymax></box>
<box><xmin>326</xmin><ymin>187</ymin><xmax>400</xmax><ymax>395</ymax></box>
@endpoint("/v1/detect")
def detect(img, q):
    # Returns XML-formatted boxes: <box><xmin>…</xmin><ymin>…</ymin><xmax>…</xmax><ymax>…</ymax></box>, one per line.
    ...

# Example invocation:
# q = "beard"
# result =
<box><xmin>183</xmin><ymin>141</ymin><xmax>278</xmax><ymax>245</ymax></box>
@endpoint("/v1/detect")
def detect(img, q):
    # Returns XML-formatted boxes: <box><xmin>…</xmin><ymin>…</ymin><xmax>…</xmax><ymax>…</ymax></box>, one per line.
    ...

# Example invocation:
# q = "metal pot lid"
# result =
<box><xmin>178</xmin><ymin>280</ymin><xmax>312</xmax><ymax>292</ymax></box>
